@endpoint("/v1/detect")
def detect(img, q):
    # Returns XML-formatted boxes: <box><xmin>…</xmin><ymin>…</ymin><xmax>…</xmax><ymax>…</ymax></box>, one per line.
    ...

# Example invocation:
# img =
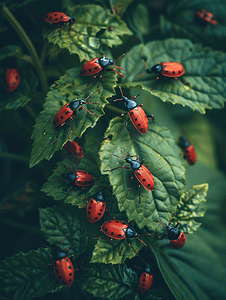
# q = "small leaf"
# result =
<box><xmin>0</xmin><ymin>69</ymin><xmax>38</xmax><ymax>112</ymax></box>
<box><xmin>100</xmin><ymin>117</ymin><xmax>186</xmax><ymax>230</ymax></box>
<box><xmin>120</xmin><ymin>38</ymin><xmax>226</xmax><ymax>114</ymax></box>
<box><xmin>109</xmin><ymin>0</ymin><xmax>135</xmax><ymax>16</ymax></box>
<box><xmin>82</xmin><ymin>263</ymin><xmax>137</xmax><ymax>299</ymax></box>
<box><xmin>41</xmin><ymin>157</ymin><xmax>101</xmax><ymax>204</ymax></box>
<box><xmin>30</xmin><ymin>68</ymin><xmax>117</xmax><ymax>168</ymax></box>
<box><xmin>44</xmin><ymin>5</ymin><xmax>132</xmax><ymax>61</ymax></box>
<box><xmin>0</xmin><ymin>45</ymin><xmax>21</xmax><ymax>61</ymax></box>
<box><xmin>175</xmin><ymin>183</ymin><xmax>208</xmax><ymax>234</ymax></box>
<box><xmin>91</xmin><ymin>238</ymin><xmax>143</xmax><ymax>265</ymax></box>
<box><xmin>0</xmin><ymin>248</ymin><xmax>60</xmax><ymax>300</ymax></box>
<box><xmin>39</xmin><ymin>205</ymin><xmax>88</xmax><ymax>255</ymax></box>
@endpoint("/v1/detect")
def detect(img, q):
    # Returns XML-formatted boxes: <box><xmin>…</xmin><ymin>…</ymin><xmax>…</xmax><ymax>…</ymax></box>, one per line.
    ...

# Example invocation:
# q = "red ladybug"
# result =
<box><xmin>80</xmin><ymin>54</ymin><xmax>125</xmax><ymax>94</ymax></box>
<box><xmin>196</xmin><ymin>9</ymin><xmax>217</xmax><ymax>25</ymax></box>
<box><xmin>86</xmin><ymin>190</ymin><xmax>106</xmax><ymax>223</ymax></box>
<box><xmin>96</xmin><ymin>219</ymin><xmax>151</xmax><ymax>255</ymax></box>
<box><xmin>136</xmin><ymin>60</ymin><xmax>188</xmax><ymax>90</ymax></box>
<box><xmin>104</xmin><ymin>149</ymin><xmax>154</xmax><ymax>203</ymax></box>
<box><xmin>113</xmin><ymin>86</ymin><xmax>154</xmax><ymax>139</ymax></box>
<box><xmin>179</xmin><ymin>136</ymin><xmax>197</xmax><ymax>165</ymax></box>
<box><xmin>3</xmin><ymin>68</ymin><xmax>20</xmax><ymax>92</ymax></box>
<box><xmin>158</xmin><ymin>214</ymin><xmax>186</xmax><ymax>249</ymax></box>
<box><xmin>51</xmin><ymin>237</ymin><xmax>75</xmax><ymax>287</ymax></box>
<box><xmin>139</xmin><ymin>264</ymin><xmax>153</xmax><ymax>294</ymax></box>
<box><xmin>63</xmin><ymin>140</ymin><xmax>84</xmax><ymax>158</ymax></box>
<box><xmin>52</xmin><ymin>93</ymin><xmax>99</xmax><ymax>144</ymax></box>
<box><xmin>43</xmin><ymin>12</ymin><xmax>75</xmax><ymax>35</ymax></box>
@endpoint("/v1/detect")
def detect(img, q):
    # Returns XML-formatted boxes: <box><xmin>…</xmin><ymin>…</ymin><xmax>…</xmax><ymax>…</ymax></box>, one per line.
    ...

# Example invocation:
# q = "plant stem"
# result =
<box><xmin>105</xmin><ymin>104</ymin><xmax>125</xmax><ymax>114</ymax></box>
<box><xmin>0</xmin><ymin>153</ymin><xmax>29</xmax><ymax>163</ymax></box>
<box><xmin>1</xmin><ymin>5</ymin><xmax>49</xmax><ymax>94</ymax></box>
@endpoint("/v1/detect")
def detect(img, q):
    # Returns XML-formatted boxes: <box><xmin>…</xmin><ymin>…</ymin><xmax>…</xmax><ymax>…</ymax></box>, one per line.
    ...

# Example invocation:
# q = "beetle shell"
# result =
<box><xmin>140</xmin><ymin>273</ymin><xmax>153</xmax><ymax>294</ymax></box>
<box><xmin>74</xmin><ymin>170</ymin><xmax>94</xmax><ymax>187</ymax></box>
<box><xmin>53</xmin><ymin>103</ymin><xmax>73</xmax><ymax>127</ymax></box>
<box><xmin>160</xmin><ymin>62</ymin><xmax>185</xmax><ymax>78</ymax></box>
<box><xmin>129</xmin><ymin>106</ymin><xmax>148</xmax><ymax>134</ymax></box>
<box><xmin>101</xmin><ymin>220</ymin><xmax>128</xmax><ymax>240</ymax></box>
<box><xmin>3</xmin><ymin>68</ymin><xmax>20</xmax><ymax>92</ymax></box>
<box><xmin>134</xmin><ymin>165</ymin><xmax>154</xmax><ymax>191</ymax></box>
<box><xmin>43</xmin><ymin>12</ymin><xmax>71</xmax><ymax>24</ymax></box>
<box><xmin>169</xmin><ymin>232</ymin><xmax>186</xmax><ymax>249</ymax></box>
<box><xmin>53</xmin><ymin>256</ymin><xmax>74</xmax><ymax>287</ymax></box>
<box><xmin>80</xmin><ymin>58</ymin><xmax>102</xmax><ymax>76</ymax></box>
<box><xmin>86</xmin><ymin>198</ymin><xmax>106</xmax><ymax>223</ymax></box>
<box><xmin>63</xmin><ymin>141</ymin><xmax>84</xmax><ymax>158</ymax></box>
<box><xmin>183</xmin><ymin>145</ymin><xmax>196</xmax><ymax>165</ymax></box>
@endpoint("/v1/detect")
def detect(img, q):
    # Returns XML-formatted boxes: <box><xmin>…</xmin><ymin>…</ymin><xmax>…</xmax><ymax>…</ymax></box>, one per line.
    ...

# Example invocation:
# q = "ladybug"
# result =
<box><xmin>80</xmin><ymin>54</ymin><xmax>125</xmax><ymax>94</ymax></box>
<box><xmin>158</xmin><ymin>214</ymin><xmax>186</xmax><ymax>249</ymax></box>
<box><xmin>86</xmin><ymin>190</ymin><xmax>106</xmax><ymax>223</ymax></box>
<box><xmin>179</xmin><ymin>136</ymin><xmax>197</xmax><ymax>165</ymax></box>
<box><xmin>104</xmin><ymin>149</ymin><xmax>154</xmax><ymax>203</ymax></box>
<box><xmin>136</xmin><ymin>60</ymin><xmax>189</xmax><ymax>90</ymax></box>
<box><xmin>114</xmin><ymin>86</ymin><xmax>154</xmax><ymax>139</ymax></box>
<box><xmin>51</xmin><ymin>236</ymin><xmax>75</xmax><ymax>287</ymax></box>
<box><xmin>196</xmin><ymin>9</ymin><xmax>217</xmax><ymax>26</ymax></box>
<box><xmin>96</xmin><ymin>219</ymin><xmax>151</xmax><ymax>255</ymax></box>
<box><xmin>139</xmin><ymin>264</ymin><xmax>154</xmax><ymax>294</ymax></box>
<box><xmin>3</xmin><ymin>68</ymin><xmax>20</xmax><ymax>92</ymax></box>
<box><xmin>43</xmin><ymin>12</ymin><xmax>75</xmax><ymax>35</ymax></box>
<box><xmin>52</xmin><ymin>93</ymin><xmax>99</xmax><ymax>144</ymax></box>
<box><xmin>63</xmin><ymin>140</ymin><xmax>84</xmax><ymax>158</ymax></box>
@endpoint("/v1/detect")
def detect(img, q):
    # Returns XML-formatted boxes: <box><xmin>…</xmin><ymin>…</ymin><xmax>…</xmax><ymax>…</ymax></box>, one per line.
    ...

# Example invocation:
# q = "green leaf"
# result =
<box><xmin>0</xmin><ymin>248</ymin><xmax>60</xmax><ymax>300</ymax></box>
<box><xmin>82</xmin><ymin>263</ymin><xmax>137</xmax><ymax>299</ymax></box>
<box><xmin>100</xmin><ymin>117</ymin><xmax>186</xmax><ymax>230</ymax></box>
<box><xmin>44</xmin><ymin>5</ymin><xmax>132</xmax><ymax>61</ymax></box>
<box><xmin>149</xmin><ymin>165</ymin><xmax>226</xmax><ymax>300</ymax></box>
<box><xmin>91</xmin><ymin>238</ymin><xmax>143</xmax><ymax>265</ymax></box>
<box><xmin>0</xmin><ymin>45</ymin><xmax>21</xmax><ymax>61</ymax></box>
<box><xmin>109</xmin><ymin>0</ymin><xmax>135</xmax><ymax>16</ymax></box>
<box><xmin>175</xmin><ymin>183</ymin><xmax>208</xmax><ymax>234</ymax></box>
<box><xmin>160</xmin><ymin>0</ymin><xmax>226</xmax><ymax>51</ymax></box>
<box><xmin>41</xmin><ymin>157</ymin><xmax>101</xmax><ymax>204</ymax></box>
<box><xmin>39</xmin><ymin>205</ymin><xmax>88</xmax><ymax>255</ymax></box>
<box><xmin>0</xmin><ymin>69</ymin><xmax>38</xmax><ymax>112</ymax></box>
<box><xmin>120</xmin><ymin>39</ymin><xmax>226</xmax><ymax>114</ymax></box>
<box><xmin>29</xmin><ymin>68</ymin><xmax>117</xmax><ymax>168</ymax></box>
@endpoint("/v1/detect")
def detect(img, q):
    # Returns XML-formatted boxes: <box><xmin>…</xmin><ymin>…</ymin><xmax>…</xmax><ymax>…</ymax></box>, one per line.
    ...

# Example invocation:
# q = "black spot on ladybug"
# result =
<box><xmin>104</xmin><ymin>228</ymin><xmax>108</xmax><ymax>232</ymax></box>
<box><xmin>84</xmin><ymin>172</ymin><xmax>87</xmax><ymax>174</ymax></box>
<box><xmin>100</xmin><ymin>209</ymin><xmax>103</xmax><ymax>212</ymax></box>
<box><xmin>91</xmin><ymin>200</ymin><xmax>93</xmax><ymax>203</ymax></box>
<box><xmin>89</xmin><ymin>68</ymin><xmax>92</xmax><ymax>72</ymax></box>
<box><xmin>56</xmin><ymin>118</ymin><xmax>59</xmax><ymax>122</ymax></box>
<box><xmin>83</xmin><ymin>70</ymin><xmax>86</xmax><ymax>74</ymax></box>
<box><xmin>88</xmin><ymin>211</ymin><xmax>91</xmax><ymax>215</ymax></box>
<box><xmin>56</xmin><ymin>268</ymin><xmax>59</xmax><ymax>273</ymax></box>
<box><xmin>137</xmin><ymin>172</ymin><xmax>140</xmax><ymax>175</ymax></box>
<box><xmin>60</xmin><ymin>16</ymin><xmax>63</xmax><ymax>18</ymax></box>
<box><xmin>13</xmin><ymin>82</ymin><xmax>16</xmax><ymax>85</ymax></box>
<box><xmin>137</xmin><ymin>123</ymin><xmax>141</xmax><ymax>126</ymax></box>
<box><xmin>117</xmin><ymin>234</ymin><xmax>122</xmax><ymax>236</ymax></box>
<box><xmin>142</xmin><ymin>178</ymin><xmax>146</xmax><ymax>182</ymax></box>
<box><xmin>147</xmin><ymin>183</ymin><xmax>150</xmax><ymax>187</ymax></box>
<box><xmin>164</xmin><ymin>70</ymin><xmax>169</xmax><ymax>73</ymax></box>
<box><xmin>69</xmin><ymin>273</ymin><xmax>72</xmax><ymax>276</ymax></box>
<box><xmin>95</xmin><ymin>217</ymin><xmax>98</xmax><ymax>220</ymax></box>
<box><xmin>55</xmin><ymin>18</ymin><xmax>58</xmax><ymax>21</ymax></box>
<box><xmin>61</xmin><ymin>116</ymin><xmax>64</xmax><ymax>119</ymax></box>
<box><xmin>55</xmin><ymin>14</ymin><xmax>57</xmax><ymax>16</ymax></box>
<box><xmin>15</xmin><ymin>76</ymin><xmax>18</xmax><ymax>79</ymax></box>
<box><xmin>85</xmin><ymin>181</ymin><xmax>88</xmax><ymax>184</ymax></box>
<box><xmin>68</xmin><ymin>266</ymin><xmax>71</xmax><ymax>269</ymax></box>
<box><xmin>49</xmin><ymin>16</ymin><xmax>52</xmax><ymax>20</ymax></box>
<box><xmin>178</xmin><ymin>70</ymin><xmax>181</xmax><ymax>73</ymax></box>
<box><xmin>142</xmin><ymin>287</ymin><xmax>145</xmax><ymax>290</ymax></box>
<box><xmin>46</xmin><ymin>15</ymin><xmax>49</xmax><ymax>18</ymax></box>
<box><xmin>135</xmin><ymin>118</ymin><xmax>138</xmax><ymax>121</ymax></box>
<box><xmin>173</xmin><ymin>71</ymin><xmax>175</xmax><ymax>74</ymax></box>
<box><xmin>98</xmin><ymin>213</ymin><xmax>101</xmax><ymax>215</ymax></box>
<box><xmin>131</xmin><ymin>111</ymin><xmax>134</xmax><ymax>115</ymax></box>
<box><xmin>94</xmin><ymin>67</ymin><xmax>99</xmax><ymax>70</ymax></box>
<box><xmin>69</xmin><ymin>279</ymin><xmax>72</xmax><ymax>281</ymax></box>
<box><xmin>115</xmin><ymin>220</ymin><xmax>119</xmax><ymax>223</ymax></box>
<box><xmin>66</xmin><ymin>258</ymin><xmax>69</xmax><ymax>262</ymax></box>
<box><xmin>111</xmin><ymin>232</ymin><xmax>114</xmax><ymax>235</ymax></box>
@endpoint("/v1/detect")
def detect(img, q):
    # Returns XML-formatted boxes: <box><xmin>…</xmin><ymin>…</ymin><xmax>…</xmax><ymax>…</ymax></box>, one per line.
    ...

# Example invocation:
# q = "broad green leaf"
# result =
<box><xmin>39</xmin><ymin>205</ymin><xmax>88</xmax><ymax>255</ymax></box>
<box><xmin>160</xmin><ymin>0</ymin><xmax>226</xmax><ymax>51</ymax></box>
<box><xmin>0</xmin><ymin>45</ymin><xmax>21</xmax><ymax>60</ymax></box>
<box><xmin>174</xmin><ymin>183</ymin><xmax>208</xmax><ymax>234</ymax></box>
<box><xmin>30</xmin><ymin>68</ymin><xmax>117</xmax><ymax>168</ymax></box>
<box><xmin>0</xmin><ymin>248</ymin><xmax>60</xmax><ymax>300</ymax></box>
<box><xmin>120</xmin><ymin>39</ymin><xmax>226</xmax><ymax>114</ymax></box>
<box><xmin>91</xmin><ymin>238</ymin><xmax>143</xmax><ymax>265</ymax></box>
<box><xmin>0</xmin><ymin>69</ymin><xmax>38</xmax><ymax>112</ymax></box>
<box><xmin>41</xmin><ymin>157</ymin><xmax>101</xmax><ymax>204</ymax></box>
<box><xmin>44</xmin><ymin>5</ymin><xmax>132</xmax><ymax>61</ymax></box>
<box><xmin>0</xmin><ymin>0</ymin><xmax>44</xmax><ymax>11</ymax></box>
<box><xmin>149</xmin><ymin>165</ymin><xmax>226</xmax><ymax>300</ymax></box>
<box><xmin>100</xmin><ymin>117</ymin><xmax>186</xmax><ymax>230</ymax></box>
<box><xmin>82</xmin><ymin>263</ymin><xmax>137</xmax><ymax>299</ymax></box>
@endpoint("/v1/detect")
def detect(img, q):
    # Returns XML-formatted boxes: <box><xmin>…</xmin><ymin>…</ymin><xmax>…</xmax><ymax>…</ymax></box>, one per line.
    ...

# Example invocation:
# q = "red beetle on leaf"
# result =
<box><xmin>104</xmin><ymin>149</ymin><xmax>154</xmax><ymax>203</ymax></box>
<box><xmin>136</xmin><ymin>60</ymin><xmax>189</xmax><ymax>90</ymax></box>
<box><xmin>63</xmin><ymin>140</ymin><xmax>84</xmax><ymax>158</ymax></box>
<box><xmin>80</xmin><ymin>54</ymin><xmax>125</xmax><ymax>93</ymax></box>
<box><xmin>43</xmin><ymin>12</ymin><xmax>75</xmax><ymax>36</ymax></box>
<box><xmin>179</xmin><ymin>136</ymin><xmax>197</xmax><ymax>165</ymax></box>
<box><xmin>139</xmin><ymin>264</ymin><xmax>154</xmax><ymax>294</ymax></box>
<box><xmin>3</xmin><ymin>68</ymin><xmax>20</xmax><ymax>92</ymax></box>
<box><xmin>113</xmin><ymin>86</ymin><xmax>154</xmax><ymax>139</ymax></box>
